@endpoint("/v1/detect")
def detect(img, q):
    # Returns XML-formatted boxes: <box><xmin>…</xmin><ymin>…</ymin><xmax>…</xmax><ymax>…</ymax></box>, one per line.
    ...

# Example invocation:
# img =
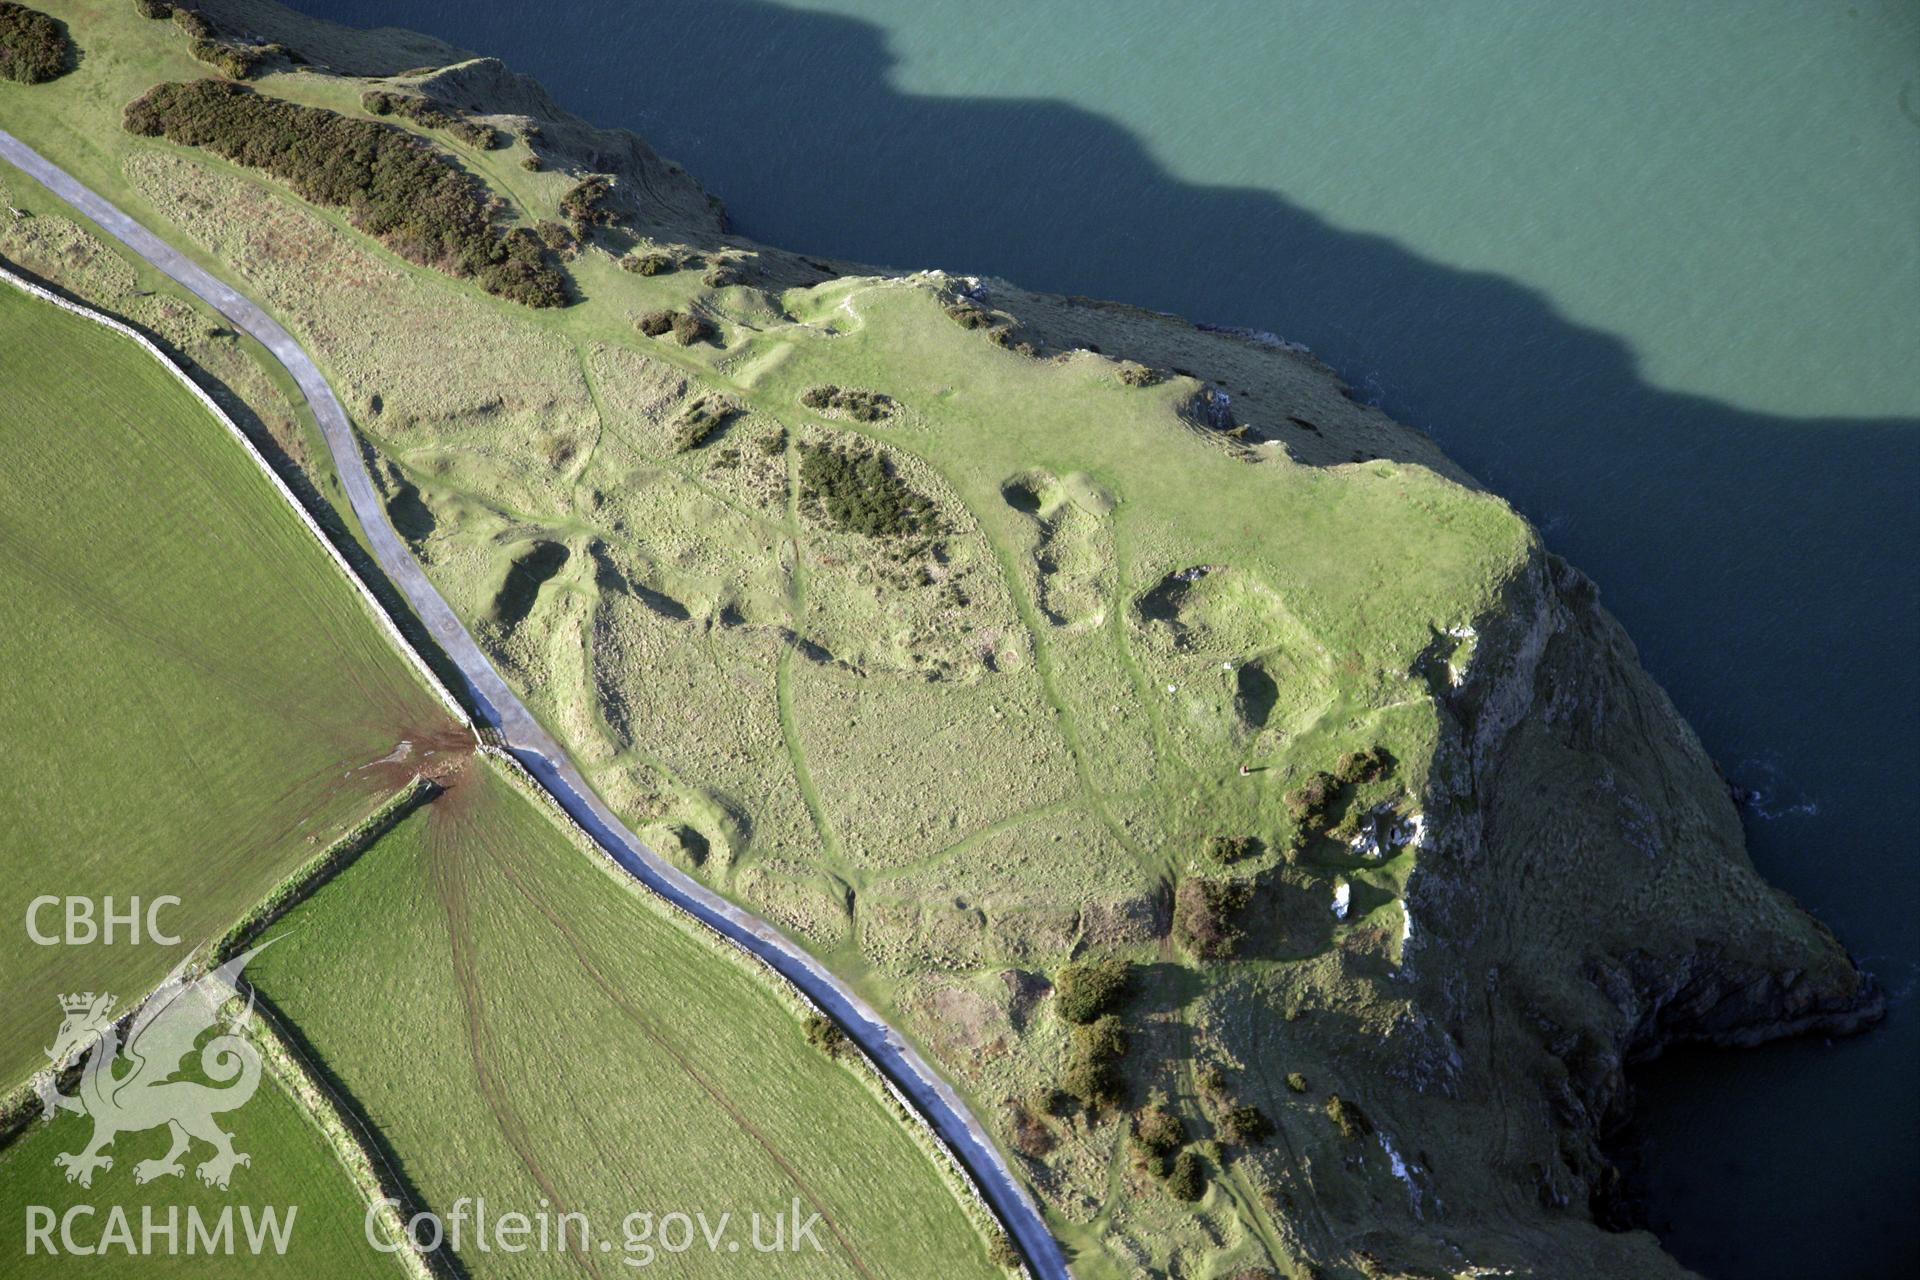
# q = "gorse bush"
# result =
<box><xmin>801</xmin><ymin>384</ymin><xmax>896</xmax><ymax>422</ymax></box>
<box><xmin>1284</xmin><ymin>770</ymin><xmax>1339</xmax><ymax>829</ymax></box>
<box><xmin>1061</xmin><ymin>1015</ymin><xmax>1128</xmax><ymax>1112</ymax></box>
<box><xmin>1054</xmin><ymin>958</ymin><xmax>1132</xmax><ymax>1025</ymax></box>
<box><xmin>189</xmin><ymin>38</ymin><xmax>276</xmax><ymax>80</ymax></box>
<box><xmin>170</xmin><ymin>5</ymin><xmax>211</xmax><ymax>38</ymax></box>
<box><xmin>123</xmin><ymin>80</ymin><xmax>568</xmax><ymax>307</ymax></box>
<box><xmin>1075</xmin><ymin>1014</ymin><xmax>1127</xmax><ymax>1062</ymax></box>
<box><xmin>798</xmin><ymin>444</ymin><xmax>936</xmax><ymax>539</ymax></box>
<box><xmin>362</xmin><ymin>88</ymin><xmax>502</xmax><ymax>149</ymax></box>
<box><xmin>1165</xmin><ymin>1149</ymin><xmax>1205</xmax><ymax>1202</ymax></box>
<box><xmin>1132</xmin><ymin>1107</ymin><xmax>1184</xmax><ymax>1157</ymax></box>
<box><xmin>671</xmin><ymin>312</ymin><xmax>713</xmax><ymax>346</ymax></box>
<box><xmin>1219</xmin><ymin>1103</ymin><xmax>1272</xmax><ymax>1145</ymax></box>
<box><xmin>1334</xmin><ymin>745</ymin><xmax>1394</xmax><ymax>786</ymax></box>
<box><xmin>672</xmin><ymin>395</ymin><xmax>736</xmax><ymax>452</ymax></box>
<box><xmin>0</xmin><ymin>2</ymin><xmax>71</xmax><ymax>84</ymax></box>
<box><xmin>1326</xmin><ymin>1093</ymin><xmax>1372</xmax><ymax>1139</ymax></box>
<box><xmin>1174</xmin><ymin>878</ymin><xmax>1253</xmax><ymax>960</ymax></box>
<box><xmin>801</xmin><ymin>1013</ymin><xmax>845</xmax><ymax>1058</ymax></box>
<box><xmin>1207</xmin><ymin>834</ymin><xmax>1261</xmax><ymax>866</ymax></box>
<box><xmin>560</xmin><ymin>174</ymin><xmax>616</xmax><ymax>228</ymax></box>
<box><xmin>622</xmin><ymin>250</ymin><xmax>675</xmax><ymax>276</ymax></box>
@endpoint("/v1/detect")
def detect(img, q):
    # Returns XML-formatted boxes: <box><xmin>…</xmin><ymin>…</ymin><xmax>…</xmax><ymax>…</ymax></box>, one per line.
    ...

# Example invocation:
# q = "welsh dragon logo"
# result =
<box><xmin>34</xmin><ymin>945</ymin><xmax>269</xmax><ymax>1191</ymax></box>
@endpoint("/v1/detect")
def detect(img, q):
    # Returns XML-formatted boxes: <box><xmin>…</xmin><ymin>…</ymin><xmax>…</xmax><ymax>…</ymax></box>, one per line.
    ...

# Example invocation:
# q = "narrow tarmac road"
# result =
<box><xmin>0</xmin><ymin>128</ymin><xmax>1069</xmax><ymax>1280</ymax></box>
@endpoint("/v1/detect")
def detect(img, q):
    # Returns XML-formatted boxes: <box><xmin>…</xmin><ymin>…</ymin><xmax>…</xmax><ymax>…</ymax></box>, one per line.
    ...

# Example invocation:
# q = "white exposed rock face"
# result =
<box><xmin>1379</xmin><ymin>1132</ymin><xmax>1424</xmax><ymax>1217</ymax></box>
<box><xmin>1332</xmin><ymin>880</ymin><xmax>1351</xmax><ymax>920</ymax></box>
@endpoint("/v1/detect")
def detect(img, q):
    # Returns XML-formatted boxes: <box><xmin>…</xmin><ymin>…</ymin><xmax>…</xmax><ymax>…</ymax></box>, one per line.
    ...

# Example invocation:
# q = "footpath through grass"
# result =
<box><xmin>247</xmin><ymin>757</ymin><xmax>1004</xmax><ymax>1280</ymax></box>
<box><xmin>0</xmin><ymin>280</ymin><xmax>457</xmax><ymax>1085</ymax></box>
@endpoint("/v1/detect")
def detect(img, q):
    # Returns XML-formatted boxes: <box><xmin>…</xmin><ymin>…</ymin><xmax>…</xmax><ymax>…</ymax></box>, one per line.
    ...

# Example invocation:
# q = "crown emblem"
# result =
<box><xmin>59</xmin><ymin>992</ymin><xmax>114</xmax><ymax>1015</ymax></box>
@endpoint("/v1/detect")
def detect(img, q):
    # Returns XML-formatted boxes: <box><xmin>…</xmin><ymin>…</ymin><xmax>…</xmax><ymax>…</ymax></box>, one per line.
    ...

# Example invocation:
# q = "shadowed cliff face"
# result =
<box><xmin>262</xmin><ymin>2</ymin><xmax>1917</xmax><ymax>1275</ymax></box>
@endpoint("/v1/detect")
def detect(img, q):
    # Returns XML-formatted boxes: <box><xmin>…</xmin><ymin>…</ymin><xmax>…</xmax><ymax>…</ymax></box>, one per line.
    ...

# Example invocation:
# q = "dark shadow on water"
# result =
<box><xmin>288</xmin><ymin>4</ymin><xmax>1920</xmax><ymax>1276</ymax></box>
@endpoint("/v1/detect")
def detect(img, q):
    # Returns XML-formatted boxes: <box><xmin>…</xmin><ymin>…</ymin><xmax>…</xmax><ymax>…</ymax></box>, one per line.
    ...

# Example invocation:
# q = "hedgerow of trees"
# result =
<box><xmin>122</xmin><ymin>79</ymin><xmax>568</xmax><ymax>308</ymax></box>
<box><xmin>0</xmin><ymin>2</ymin><xmax>71</xmax><ymax>84</ymax></box>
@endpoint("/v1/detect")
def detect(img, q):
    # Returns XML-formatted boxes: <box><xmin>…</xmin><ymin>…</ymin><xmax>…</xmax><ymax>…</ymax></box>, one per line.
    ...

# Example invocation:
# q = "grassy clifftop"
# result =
<box><xmin>0</xmin><ymin>3</ymin><xmax>1880</xmax><ymax>1276</ymax></box>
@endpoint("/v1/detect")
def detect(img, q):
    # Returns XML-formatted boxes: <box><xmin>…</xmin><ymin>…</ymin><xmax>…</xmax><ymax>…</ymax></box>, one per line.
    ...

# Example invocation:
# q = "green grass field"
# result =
<box><xmin>0</xmin><ymin>1069</ymin><xmax>400</xmax><ymax>1278</ymax></box>
<box><xmin>245</xmin><ymin>757</ymin><xmax>1001</xmax><ymax>1280</ymax></box>
<box><xmin>0</xmin><ymin>281</ymin><xmax>457</xmax><ymax>1085</ymax></box>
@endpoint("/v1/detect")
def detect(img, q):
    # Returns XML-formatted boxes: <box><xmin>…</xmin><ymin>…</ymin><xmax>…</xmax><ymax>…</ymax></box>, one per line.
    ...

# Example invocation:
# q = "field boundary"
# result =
<box><xmin>245</xmin><ymin>995</ymin><xmax>445</xmax><ymax>1280</ymax></box>
<box><xmin>215</xmin><ymin>774</ymin><xmax>440</xmax><ymax>962</ymax></box>
<box><xmin>0</xmin><ymin>261</ymin><xmax>474</xmax><ymax>732</ymax></box>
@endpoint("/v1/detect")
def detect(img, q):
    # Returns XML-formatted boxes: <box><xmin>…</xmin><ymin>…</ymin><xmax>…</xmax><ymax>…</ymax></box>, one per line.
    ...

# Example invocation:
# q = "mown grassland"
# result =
<box><xmin>0</xmin><ymin>281</ymin><xmax>457</xmax><ymax>1085</ymax></box>
<box><xmin>0</xmin><ymin>1069</ymin><xmax>400</xmax><ymax>1278</ymax></box>
<box><xmin>245</xmin><ymin>757</ymin><xmax>1002</xmax><ymax>1280</ymax></box>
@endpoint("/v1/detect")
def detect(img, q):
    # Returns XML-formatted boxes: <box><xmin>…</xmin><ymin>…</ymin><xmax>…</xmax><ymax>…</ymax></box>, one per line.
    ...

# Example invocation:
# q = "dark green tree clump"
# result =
<box><xmin>672</xmin><ymin>312</ymin><xmax>713</xmax><ymax>346</ymax></box>
<box><xmin>1206</xmin><ymin>834</ymin><xmax>1262</xmax><ymax>866</ymax></box>
<box><xmin>797</xmin><ymin>444</ymin><xmax>936</xmax><ymax>539</ymax></box>
<box><xmin>1174</xmin><ymin>877</ymin><xmax>1253</xmax><ymax>960</ymax></box>
<box><xmin>559</xmin><ymin>174</ymin><xmax>616</xmax><ymax>229</ymax></box>
<box><xmin>0</xmin><ymin>2</ymin><xmax>72</xmax><ymax>84</ymax></box>
<box><xmin>170</xmin><ymin>5</ymin><xmax>211</xmax><ymax>37</ymax></box>
<box><xmin>123</xmin><ymin>80</ymin><xmax>568</xmax><ymax>307</ymax></box>
<box><xmin>362</xmin><ymin>88</ymin><xmax>502</xmax><ymax>149</ymax></box>
<box><xmin>1334</xmin><ymin>745</ymin><xmax>1395</xmax><ymax>786</ymax></box>
<box><xmin>622</xmin><ymin>250</ymin><xmax>676</xmax><ymax>276</ymax></box>
<box><xmin>986</xmin><ymin>1232</ymin><xmax>1021</xmax><ymax>1270</ymax></box>
<box><xmin>1218</xmin><ymin>1103</ymin><xmax>1273</xmax><ymax>1145</ymax></box>
<box><xmin>801</xmin><ymin>384</ymin><xmax>896</xmax><ymax>422</ymax></box>
<box><xmin>1165</xmin><ymin>1149</ymin><xmax>1206</xmax><ymax>1202</ymax></box>
<box><xmin>1060</xmin><ymin>1014</ymin><xmax>1128</xmax><ymax>1112</ymax></box>
<box><xmin>1053</xmin><ymin>958</ymin><xmax>1133</xmax><ymax>1025</ymax></box>
<box><xmin>802</xmin><ymin>1013</ymin><xmax>845</xmax><ymax>1058</ymax></box>
<box><xmin>1284</xmin><ymin>770</ymin><xmax>1340</xmax><ymax>830</ymax></box>
<box><xmin>1132</xmin><ymin>1107</ymin><xmax>1184</xmax><ymax>1158</ymax></box>
<box><xmin>1326</xmin><ymin>1093</ymin><xmax>1372</xmax><ymax>1139</ymax></box>
<box><xmin>187</xmin><ymin>37</ymin><xmax>289</xmax><ymax>80</ymax></box>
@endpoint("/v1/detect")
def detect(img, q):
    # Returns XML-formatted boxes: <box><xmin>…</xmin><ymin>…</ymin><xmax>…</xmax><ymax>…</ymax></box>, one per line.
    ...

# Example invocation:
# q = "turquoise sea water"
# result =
<box><xmin>297</xmin><ymin>3</ymin><xmax>1920</xmax><ymax>1274</ymax></box>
